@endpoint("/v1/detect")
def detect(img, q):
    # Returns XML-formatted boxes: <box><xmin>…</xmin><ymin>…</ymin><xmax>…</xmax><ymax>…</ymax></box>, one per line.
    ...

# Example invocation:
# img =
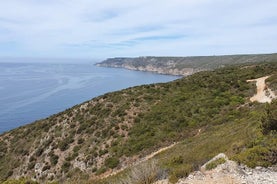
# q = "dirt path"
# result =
<box><xmin>143</xmin><ymin>142</ymin><xmax>177</xmax><ymax>161</ymax></box>
<box><xmin>247</xmin><ymin>76</ymin><xmax>276</xmax><ymax>103</ymax></box>
<box><xmin>99</xmin><ymin>143</ymin><xmax>177</xmax><ymax>180</ymax></box>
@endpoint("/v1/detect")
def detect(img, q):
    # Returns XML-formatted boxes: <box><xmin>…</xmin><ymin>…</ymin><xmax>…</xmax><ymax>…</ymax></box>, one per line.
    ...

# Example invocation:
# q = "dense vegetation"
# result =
<box><xmin>0</xmin><ymin>61</ymin><xmax>276</xmax><ymax>183</ymax></box>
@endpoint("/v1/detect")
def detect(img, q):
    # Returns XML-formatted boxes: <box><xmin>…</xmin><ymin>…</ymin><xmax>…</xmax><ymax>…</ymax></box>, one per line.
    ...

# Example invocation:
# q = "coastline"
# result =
<box><xmin>0</xmin><ymin>62</ymin><xmax>179</xmax><ymax>134</ymax></box>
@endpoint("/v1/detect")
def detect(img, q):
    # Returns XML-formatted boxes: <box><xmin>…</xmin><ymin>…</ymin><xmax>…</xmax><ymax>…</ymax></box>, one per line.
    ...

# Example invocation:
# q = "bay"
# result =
<box><xmin>0</xmin><ymin>60</ymin><xmax>179</xmax><ymax>133</ymax></box>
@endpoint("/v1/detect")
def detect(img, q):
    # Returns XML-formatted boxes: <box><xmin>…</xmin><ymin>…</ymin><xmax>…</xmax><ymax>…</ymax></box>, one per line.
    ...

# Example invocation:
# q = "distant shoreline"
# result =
<box><xmin>96</xmin><ymin>53</ymin><xmax>277</xmax><ymax>76</ymax></box>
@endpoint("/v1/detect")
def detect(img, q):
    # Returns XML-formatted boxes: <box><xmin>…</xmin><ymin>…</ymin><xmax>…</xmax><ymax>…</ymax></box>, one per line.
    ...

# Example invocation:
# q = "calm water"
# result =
<box><xmin>0</xmin><ymin>61</ymin><xmax>179</xmax><ymax>133</ymax></box>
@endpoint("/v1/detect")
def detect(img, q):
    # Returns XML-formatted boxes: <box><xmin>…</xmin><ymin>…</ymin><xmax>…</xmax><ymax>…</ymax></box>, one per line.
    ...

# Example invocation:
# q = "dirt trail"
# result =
<box><xmin>247</xmin><ymin>76</ymin><xmax>276</xmax><ymax>103</ymax></box>
<box><xmin>143</xmin><ymin>142</ymin><xmax>177</xmax><ymax>161</ymax></box>
<box><xmin>99</xmin><ymin>143</ymin><xmax>177</xmax><ymax>179</ymax></box>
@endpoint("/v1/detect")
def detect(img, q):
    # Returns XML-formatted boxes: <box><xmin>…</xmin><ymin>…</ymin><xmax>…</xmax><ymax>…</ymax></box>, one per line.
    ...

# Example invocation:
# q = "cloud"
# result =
<box><xmin>0</xmin><ymin>0</ymin><xmax>276</xmax><ymax>58</ymax></box>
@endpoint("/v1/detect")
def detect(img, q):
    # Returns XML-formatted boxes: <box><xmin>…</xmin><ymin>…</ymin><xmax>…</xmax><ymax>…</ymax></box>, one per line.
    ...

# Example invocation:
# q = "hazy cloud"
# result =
<box><xmin>0</xmin><ymin>0</ymin><xmax>276</xmax><ymax>58</ymax></box>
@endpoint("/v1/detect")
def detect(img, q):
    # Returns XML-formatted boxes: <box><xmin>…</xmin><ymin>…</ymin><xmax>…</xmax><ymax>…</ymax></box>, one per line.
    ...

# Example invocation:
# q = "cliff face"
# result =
<box><xmin>96</xmin><ymin>57</ymin><xmax>199</xmax><ymax>76</ymax></box>
<box><xmin>109</xmin><ymin>63</ymin><xmax>196</xmax><ymax>76</ymax></box>
<box><xmin>96</xmin><ymin>54</ymin><xmax>277</xmax><ymax>76</ymax></box>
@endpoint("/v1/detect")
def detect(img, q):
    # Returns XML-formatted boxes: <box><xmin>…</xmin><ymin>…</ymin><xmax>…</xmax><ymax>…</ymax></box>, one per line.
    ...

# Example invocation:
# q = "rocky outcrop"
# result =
<box><xmin>177</xmin><ymin>153</ymin><xmax>277</xmax><ymax>184</ymax></box>
<box><xmin>154</xmin><ymin>153</ymin><xmax>277</xmax><ymax>184</ymax></box>
<box><xmin>119</xmin><ymin>64</ymin><xmax>196</xmax><ymax>76</ymax></box>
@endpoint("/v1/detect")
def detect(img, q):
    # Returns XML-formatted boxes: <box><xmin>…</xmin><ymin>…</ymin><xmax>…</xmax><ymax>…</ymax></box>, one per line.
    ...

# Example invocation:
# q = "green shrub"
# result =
<box><xmin>99</xmin><ymin>149</ymin><xmax>108</xmax><ymax>156</ymax></box>
<box><xmin>59</xmin><ymin>137</ymin><xmax>74</xmax><ymax>151</ymax></box>
<box><xmin>73</xmin><ymin>145</ymin><xmax>81</xmax><ymax>153</ymax></box>
<box><xmin>261</xmin><ymin>102</ymin><xmax>277</xmax><ymax>134</ymax></box>
<box><xmin>169</xmin><ymin>164</ymin><xmax>193</xmax><ymax>183</ymax></box>
<box><xmin>50</xmin><ymin>154</ymin><xmax>59</xmax><ymax>166</ymax></box>
<box><xmin>105</xmin><ymin>157</ymin><xmax>119</xmax><ymax>169</ymax></box>
<box><xmin>233</xmin><ymin>146</ymin><xmax>271</xmax><ymax>168</ymax></box>
<box><xmin>42</xmin><ymin>165</ymin><xmax>51</xmax><ymax>171</ymax></box>
<box><xmin>29</xmin><ymin>156</ymin><xmax>36</xmax><ymax>162</ymax></box>
<box><xmin>96</xmin><ymin>167</ymin><xmax>107</xmax><ymax>175</ymax></box>
<box><xmin>77</xmin><ymin>138</ymin><xmax>85</xmax><ymax>144</ymax></box>
<box><xmin>170</xmin><ymin>156</ymin><xmax>184</xmax><ymax>165</ymax></box>
<box><xmin>27</xmin><ymin>162</ymin><xmax>36</xmax><ymax>170</ymax></box>
<box><xmin>92</xmin><ymin>167</ymin><xmax>97</xmax><ymax>172</ymax></box>
<box><xmin>205</xmin><ymin>158</ymin><xmax>226</xmax><ymax>170</ymax></box>
<box><xmin>61</xmin><ymin>161</ymin><xmax>71</xmax><ymax>173</ymax></box>
<box><xmin>2</xmin><ymin>177</ymin><xmax>38</xmax><ymax>184</ymax></box>
<box><xmin>35</xmin><ymin>148</ymin><xmax>44</xmax><ymax>157</ymax></box>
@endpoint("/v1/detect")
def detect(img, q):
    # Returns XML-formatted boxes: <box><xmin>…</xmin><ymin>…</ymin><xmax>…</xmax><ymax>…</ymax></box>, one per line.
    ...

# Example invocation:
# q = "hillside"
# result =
<box><xmin>96</xmin><ymin>53</ymin><xmax>277</xmax><ymax>76</ymax></box>
<box><xmin>0</xmin><ymin>61</ymin><xmax>277</xmax><ymax>183</ymax></box>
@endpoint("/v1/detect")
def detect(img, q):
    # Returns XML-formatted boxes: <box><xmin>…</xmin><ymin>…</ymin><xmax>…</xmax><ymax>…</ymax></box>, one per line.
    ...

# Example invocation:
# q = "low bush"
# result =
<box><xmin>2</xmin><ymin>177</ymin><xmax>38</xmax><ymax>184</ymax></box>
<box><xmin>232</xmin><ymin>145</ymin><xmax>271</xmax><ymax>168</ymax></box>
<box><xmin>61</xmin><ymin>161</ymin><xmax>71</xmax><ymax>173</ymax></box>
<box><xmin>261</xmin><ymin>101</ymin><xmax>277</xmax><ymax>134</ymax></box>
<box><xmin>50</xmin><ymin>154</ymin><xmax>59</xmax><ymax>166</ymax></box>
<box><xmin>116</xmin><ymin>160</ymin><xmax>166</xmax><ymax>184</ymax></box>
<box><xmin>105</xmin><ymin>157</ymin><xmax>119</xmax><ymax>169</ymax></box>
<box><xmin>169</xmin><ymin>164</ymin><xmax>192</xmax><ymax>183</ymax></box>
<box><xmin>205</xmin><ymin>158</ymin><xmax>226</xmax><ymax>170</ymax></box>
<box><xmin>96</xmin><ymin>167</ymin><xmax>107</xmax><ymax>175</ymax></box>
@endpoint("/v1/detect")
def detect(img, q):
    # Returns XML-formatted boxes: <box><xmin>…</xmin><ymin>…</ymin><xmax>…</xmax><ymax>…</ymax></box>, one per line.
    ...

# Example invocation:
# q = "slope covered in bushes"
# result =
<box><xmin>0</xmin><ymin>62</ymin><xmax>276</xmax><ymax>183</ymax></box>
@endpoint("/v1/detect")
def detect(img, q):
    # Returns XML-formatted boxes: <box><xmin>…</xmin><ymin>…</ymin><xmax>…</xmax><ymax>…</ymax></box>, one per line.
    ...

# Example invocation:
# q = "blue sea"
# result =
<box><xmin>0</xmin><ymin>59</ymin><xmax>179</xmax><ymax>133</ymax></box>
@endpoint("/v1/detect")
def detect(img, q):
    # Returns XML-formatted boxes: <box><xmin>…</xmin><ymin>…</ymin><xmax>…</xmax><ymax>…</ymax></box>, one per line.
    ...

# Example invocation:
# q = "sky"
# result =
<box><xmin>0</xmin><ymin>0</ymin><xmax>276</xmax><ymax>59</ymax></box>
